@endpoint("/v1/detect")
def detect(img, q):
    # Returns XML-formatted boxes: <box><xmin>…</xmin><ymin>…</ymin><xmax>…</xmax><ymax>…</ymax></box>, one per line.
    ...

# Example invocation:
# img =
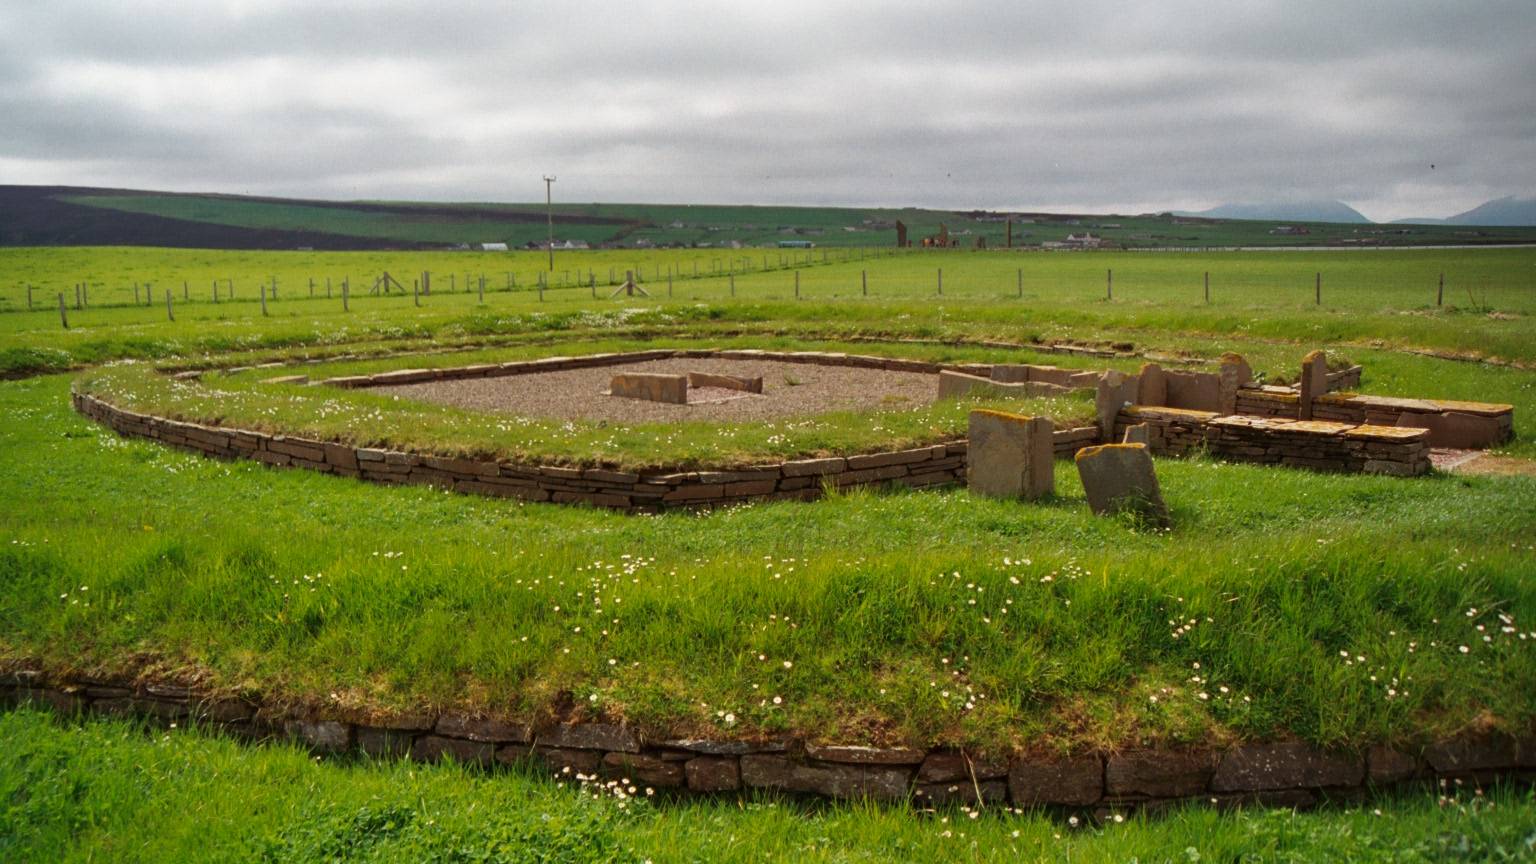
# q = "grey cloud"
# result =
<box><xmin>1</xmin><ymin>0</ymin><xmax>1533</xmax><ymax>220</ymax></box>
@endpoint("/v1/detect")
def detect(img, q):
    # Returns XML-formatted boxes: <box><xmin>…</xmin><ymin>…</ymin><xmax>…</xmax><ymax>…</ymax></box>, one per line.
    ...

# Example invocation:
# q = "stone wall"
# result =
<box><xmin>1312</xmin><ymin>394</ymin><xmax>1514</xmax><ymax>449</ymax></box>
<box><xmin>313</xmin><ymin>349</ymin><xmax>960</xmax><ymax>390</ymax></box>
<box><xmin>73</xmin><ymin>350</ymin><xmax>1103</xmax><ymax>511</ymax></box>
<box><xmin>6</xmin><ymin>669</ymin><xmax>1529</xmax><ymax>812</ymax></box>
<box><xmin>1114</xmin><ymin>406</ymin><xmax>1432</xmax><ymax>475</ymax></box>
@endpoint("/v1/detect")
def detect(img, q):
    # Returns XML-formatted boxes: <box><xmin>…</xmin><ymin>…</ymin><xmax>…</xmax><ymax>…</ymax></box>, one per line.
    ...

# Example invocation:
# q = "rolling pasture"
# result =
<box><xmin>1</xmin><ymin>243</ymin><xmax>1534</xmax><ymax>860</ymax></box>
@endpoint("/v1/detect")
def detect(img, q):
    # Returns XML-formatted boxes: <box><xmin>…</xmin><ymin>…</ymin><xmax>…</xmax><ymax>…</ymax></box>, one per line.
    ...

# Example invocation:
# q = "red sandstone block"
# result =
<box><xmin>662</xmin><ymin>485</ymin><xmax>725</xmax><ymax>502</ymax></box>
<box><xmin>725</xmin><ymin>479</ymin><xmax>777</xmax><ymax>496</ymax></box>
<box><xmin>846</xmin><ymin>448</ymin><xmax>932</xmax><ymax>470</ymax></box>
<box><xmin>781</xmin><ymin>457</ymin><xmax>847</xmax><ymax>477</ymax></box>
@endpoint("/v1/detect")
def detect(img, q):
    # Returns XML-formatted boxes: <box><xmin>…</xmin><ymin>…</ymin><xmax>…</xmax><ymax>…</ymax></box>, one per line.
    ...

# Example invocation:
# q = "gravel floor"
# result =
<box><xmin>373</xmin><ymin>358</ymin><xmax>939</xmax><ymax>423</ymax></box>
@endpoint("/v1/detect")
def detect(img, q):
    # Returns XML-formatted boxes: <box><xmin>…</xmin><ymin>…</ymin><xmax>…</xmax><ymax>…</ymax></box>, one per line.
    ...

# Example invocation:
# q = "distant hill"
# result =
<box><xmin>1446</xmin><ymin>196</ymin><xmax>1536</xmax><ymax>227</ymax></box>
<box><xmin>6</xmin><ymin>185</ymin><xmax>1536</xmax><ymax>249</ymax></box>
<box><xmin>1181</xmin><ymin>200</ymin><xmax>1372</xmax><ymax>224</ymax></box>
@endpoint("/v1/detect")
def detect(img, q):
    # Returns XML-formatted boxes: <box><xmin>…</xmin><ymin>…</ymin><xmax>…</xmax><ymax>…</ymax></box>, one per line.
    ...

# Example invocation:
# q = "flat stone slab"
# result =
<box><xmin>1344</xmin><ymin>424</ymin><xmax>1431</xmax><ymax>442</ymax></box>
<box><xmin>1074</xmin><ymin>443</ymin><xmax>1169</xmax><ymax>525</ymax></box>
<box><xmin>967</xmin><ymin>410</ymin><xmax>1054</xmax><ymax>500</ymax></box>
<box><xmin>1276</xmin><ymin>420</ymin><xmax>1356</xmax><ymax>436</ymax></box>
<box><xmin>1426</xmin><ymin>399</ymin><xmax>1515</xmax><ymax>417</ymax></box>
<box><xmin>1124</xmin><ymin>405</ymin><xmax>1220</xmax><ymax>423</ymax></box>
<box><xmin>686</xmin><ymin>371</ymin><xmax>763</xmax><ymax>393</ymax></box>
<box><xmin>610</xmin><ymin>372</ymin><xmax>687</xmax><ymax>404</ymax></box>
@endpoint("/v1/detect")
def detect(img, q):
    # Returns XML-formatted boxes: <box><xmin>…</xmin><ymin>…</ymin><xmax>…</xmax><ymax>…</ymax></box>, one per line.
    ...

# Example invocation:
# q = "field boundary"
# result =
<box><xmin>73</xmin><ymin>349</ymin><xmax>1104</xmax><ymax>510</ymax></box>
<box><xmin>7</xmin><ymin>669</ymin><xmax>1531</xmax><ymax>811</ymax></box>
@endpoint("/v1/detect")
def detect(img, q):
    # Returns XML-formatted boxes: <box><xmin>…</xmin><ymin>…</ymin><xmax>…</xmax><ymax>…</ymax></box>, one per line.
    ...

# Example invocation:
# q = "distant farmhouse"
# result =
<box><xmin>479</xmin><ymin>242</ymin><xmax>508</xmax><ymax>251</ymax></box>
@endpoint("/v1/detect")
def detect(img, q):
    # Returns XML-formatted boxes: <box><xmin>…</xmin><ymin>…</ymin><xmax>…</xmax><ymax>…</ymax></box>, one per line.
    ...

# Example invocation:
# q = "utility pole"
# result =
<box><xmin>543</xmin><ymin>175</ymin><xmax>556</xmax><ymax>272</ymax></box>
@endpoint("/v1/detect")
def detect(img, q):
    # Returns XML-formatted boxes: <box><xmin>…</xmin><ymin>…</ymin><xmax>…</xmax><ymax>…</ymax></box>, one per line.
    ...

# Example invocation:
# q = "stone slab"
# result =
<box><xmin>1298</xmin><ymin>350</ymin><xmax>1328</xmax><ymax>420</ymax></box>
<box><xmin>686</xmin><ymin>371</ymin><xmax>763</xmax><ymax>394</ymax></box>
<box><xmin>1074</xmin><ymin>443</ymin><xmax>1169</xmax><ymax>525</ymax></box>
<box><xmin>739</xmin><ymin>754</ymin><xmax>912</xmax><ymax>800</ymax></box>
<box><xmin>1164</xmin><ymin>370</ymin><xmax>1221</xmax><ymax>412</ymax></box>
<box><xmin>610</xmin><ymin>373</ymin><xmax>687</xmax><ymax>404</ymax></box>
<box><xmin>1210</xmin><ymin>741</ymin><xmax>1363</xmax><ymax>791</ymax></box>
<box><xmin>1137</xmin><ymin>363</ymin><xmax>1167</xmax><ymax>407</ymax></box>
<box><xmin>967</xmin><ymin>410</ymin><xmax>1055</xmax><ymax>500</ymax></box>
<box><xmin>1394</xmin><ymin>411</ymin><xmax>1509</xmax><ymax>449</ymax></box>
<box><xmin>1008</xmin><ymin>754</ymin><xmax>1103</xmax><ymax>806</ymax></box>
<box><xmin>1106</xmin><ymin>749</ymin><xmax>1217</xmax><ymax>798</ymax></box>
<box><xmin>1095</xmin><ymin>370</ymin><xmax>1140</xmax><ymax>439</ymax></box>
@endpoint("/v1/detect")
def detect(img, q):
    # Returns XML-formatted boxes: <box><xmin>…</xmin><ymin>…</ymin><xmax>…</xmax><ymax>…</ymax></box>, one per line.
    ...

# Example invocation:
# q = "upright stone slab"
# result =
<box><xmin>1095</xmin><ymin>370</ymin><xmax>1140</xmax><ymax>441</ymax></box>
<box><xmin>610</xmin><ymin>373</ymin><xmax>688</xmax><ymax>404</ymax></box>
<box><xmin>1218</xmin><ymin>352</ymin><xmax>1251</xmax><ymax>414</ymax></box>
<box><xmin>1121</xmin><ymin>423</ymin><xmax>1152</xmax><ymax>445</ymax></box>
<box><xmin>1137</xmin><ymin>363</ymin><xmax>1167</xmax><ymax>407</ymax></box>
<box><xmin>1074</xmin><ymin>443</ymin><xmax>1169</xmax><ymax>525</ymax></box>
<box><xmin>1298</xmin><ymin>350</ymin><xmax>1328</xmax><ymax>421</ymax></box>
<box><xmin>967</xmin><ymin>410</ymin><xmax>1055</xmax><ymax>500</ymax></box>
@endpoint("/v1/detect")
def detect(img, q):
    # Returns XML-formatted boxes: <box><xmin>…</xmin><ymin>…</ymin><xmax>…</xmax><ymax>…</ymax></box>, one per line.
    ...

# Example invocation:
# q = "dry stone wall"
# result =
<box><xmin>1114</xmin><ymin>406</ymin><xmax>1433</xmax><ymax>475</ymax></box>
<box><xmin>73</xmin><ymin>349</ymin><xmax>1104</xmax><ymax>512</ymax></box>
<box><xmin>6</xmin><ymin>670</ymin><xmax>1530</xmax><ymax>812</ymax></box>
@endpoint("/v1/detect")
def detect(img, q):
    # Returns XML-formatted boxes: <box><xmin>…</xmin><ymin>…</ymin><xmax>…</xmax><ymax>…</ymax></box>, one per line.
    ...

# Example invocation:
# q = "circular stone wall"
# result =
<box><xmin>368</xmin><ymin>357</ymin><xmax>938</xmax><ymax>423</ymax></box>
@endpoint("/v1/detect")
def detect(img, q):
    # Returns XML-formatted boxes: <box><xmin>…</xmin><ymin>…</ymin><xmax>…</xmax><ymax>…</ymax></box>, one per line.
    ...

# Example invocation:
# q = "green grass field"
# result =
<box><xmin>3</xmin><ymin>244</ymin><xmax>1535</xmax><ymax>857</ymax></box>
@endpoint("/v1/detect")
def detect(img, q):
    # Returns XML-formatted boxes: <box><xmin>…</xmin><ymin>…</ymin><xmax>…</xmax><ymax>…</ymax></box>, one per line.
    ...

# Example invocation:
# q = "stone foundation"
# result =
<box><xmin>6</xmin><ymin>669</ymin><xmax>1530</xmax><ymax>811</ymax></box>
<box><xmin>72</xmin><ymin>348</ymin><xmax>1105</xmax><ymax>512</ymax></box>
<box><xmin>1115</xmin><ymin>406</ymin><xmax>1432</xmax><ymax>475</ymax></box>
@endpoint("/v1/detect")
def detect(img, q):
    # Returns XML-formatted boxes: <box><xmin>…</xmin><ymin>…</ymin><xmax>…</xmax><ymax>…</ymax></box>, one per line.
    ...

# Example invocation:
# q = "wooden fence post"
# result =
<box><xmin>795</xmin><ymin>271</ymin><xmax>800</xmax><ymax>299</ymax></box>
<box><xmin>342</xmin><ymin>278</ymin><xmax>350</xmax><ymax>311</ymax></box>
<box><xmin>166</xmin><ymin>288</ymin><xmax>174</xmax><ymax>322</ymax></box>
<box><xmin>1437</xmin><ymin>273</ymin><xmax>1444</xmax><ymax>307</ymax></box>
<box><xmin>1204</xmin><ymin>271</ymin><xmax>1210</xmax><ymax>304</ymax></box>
<box><xmin>1315</xmin><ymin>272</ymin><xmax>1321</xmax><ymax>305</ymax></box>
<box><xmin>260</xmin><ymin>282</ymin><xmax>269</xmax><ymax>316</ymax></box>
<box><xmin>58</xmin><ymin>293</ymin><xmax>68</xmax><ymax>329</ymax></box>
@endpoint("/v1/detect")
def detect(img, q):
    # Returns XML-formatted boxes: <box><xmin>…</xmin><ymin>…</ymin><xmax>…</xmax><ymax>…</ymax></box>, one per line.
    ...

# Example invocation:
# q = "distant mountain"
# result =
<box><xmin>1446</xmin><ymin>196</ymin><xmax>1536</xmax><ymax>227</ymax></box>
<box><xmin>1180</xmin><ymin>200</ymin><xmax>1372</xmax><ymax>224</ymax></box>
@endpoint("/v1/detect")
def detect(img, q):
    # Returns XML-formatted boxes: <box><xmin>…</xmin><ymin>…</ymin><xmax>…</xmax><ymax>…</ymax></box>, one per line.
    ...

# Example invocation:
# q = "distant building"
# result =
<box><xmin>1269</xmin><ymin>225</ymin><xmax>1310</xmax><ymax>235</ymax></box>
<box><xmin>778</xmin><ymin>239</ymin><xmax>815</xmax><ymax>248</ymax></box>
<box><xmin>1061</xmin><ymin>232</ymin><xmax>1103</xmax><ymax>248</ymax></box>
<box><xmin>479</xmin><ymin>242</ymin><xmax>509</xmax><ymax>252</ymax></box>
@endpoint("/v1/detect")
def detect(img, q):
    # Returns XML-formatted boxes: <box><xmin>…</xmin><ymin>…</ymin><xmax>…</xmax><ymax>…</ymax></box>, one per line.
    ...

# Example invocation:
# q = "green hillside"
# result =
<box><xmin>13</xmin><ymin>186</ymin><xmax>1536</xmax><ymax>250</ymax></box>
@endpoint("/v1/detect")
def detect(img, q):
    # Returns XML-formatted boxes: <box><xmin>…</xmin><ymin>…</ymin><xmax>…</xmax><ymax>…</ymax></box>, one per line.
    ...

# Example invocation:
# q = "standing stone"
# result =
<box><xmin>1137</xmin><ymin>363</ymin><xmax>1167</xmax><ymax>407</ymax></box>
<box><xmin>1074</xmin><ymin>443</ymin><xmax>1169</xmax><ymax>525</ymax></box>
<box><xmin>1218</xmin><ymin>352</ymin><xmax>1252</xmax><ymax>415</ymax></box>
<box><xmin>1095</xmin><ymin>370</ymin><xmax>1141</xmax><ymax>441</ymax></box>
<box><xmin>967</xmin><ymin>410</ymin><xmax>1055</xmax><ymax>500</ymax></box>
<box><xmin>1298</xmin><ymin>350</ymin><xmax>1328</xmax><ymax>421</ymax></box>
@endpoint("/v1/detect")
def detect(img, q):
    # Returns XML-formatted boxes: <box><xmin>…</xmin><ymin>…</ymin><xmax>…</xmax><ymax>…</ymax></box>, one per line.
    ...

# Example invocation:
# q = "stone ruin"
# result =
<box><xmin>965</xmin><ymin>348</ymin><xmax>1516</xmax><ymax>524</ymax></box>
<box><xmin>609</xmin><ymin>371</ymin><xmax>764</xmax><ymax>405</ymax></box>
<box><xmin>1101</xmin><ymin>350</ymin><xmax>1514</xmax><ymax>476</ymax></box>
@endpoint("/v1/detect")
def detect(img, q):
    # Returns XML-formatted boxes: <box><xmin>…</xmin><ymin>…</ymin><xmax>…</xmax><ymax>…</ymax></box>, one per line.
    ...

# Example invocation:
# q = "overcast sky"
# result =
<box><xmin>2</xmin><ymin>1</ymin><xmax>1533</xmax><ymax>221</ymax></box>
